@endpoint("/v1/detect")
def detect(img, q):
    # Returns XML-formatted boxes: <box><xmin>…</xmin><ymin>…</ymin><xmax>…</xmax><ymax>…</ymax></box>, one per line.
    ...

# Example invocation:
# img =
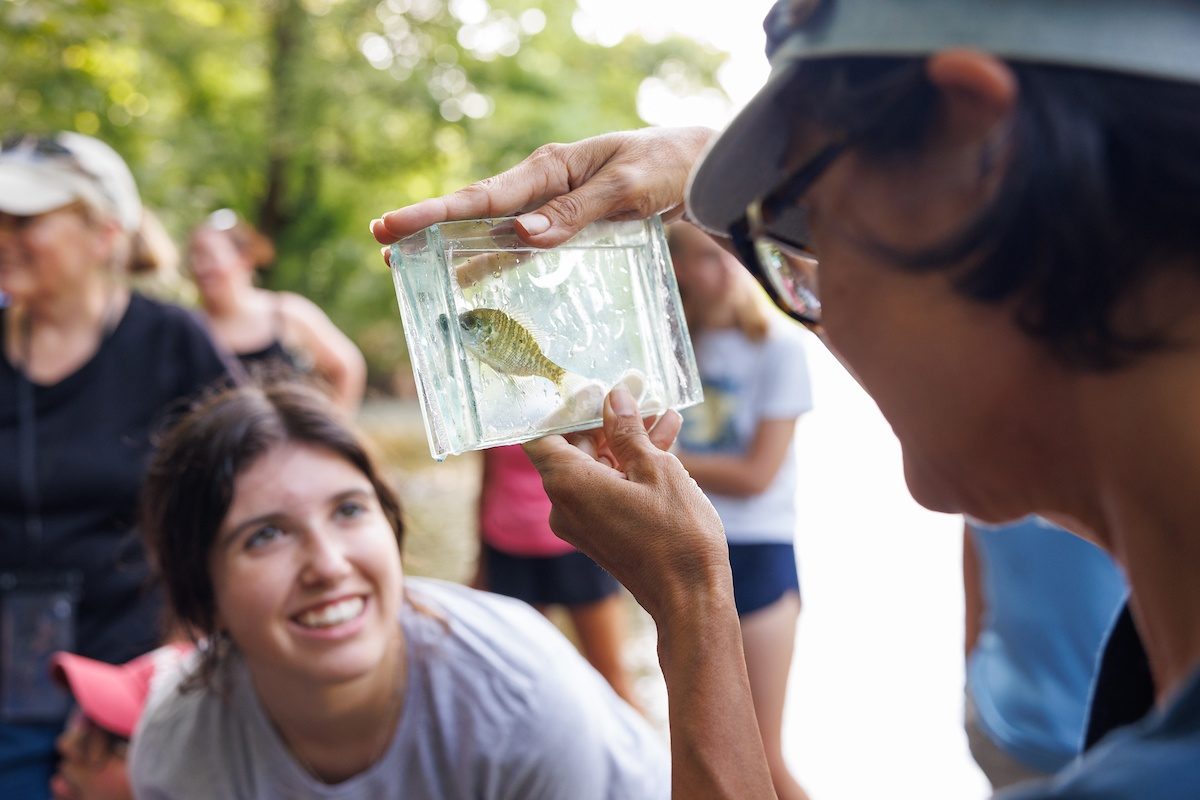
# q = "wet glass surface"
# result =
<box><xmin>390</xmin><ymin>216</ymin><xmax>702</xmax><ymax>460</ymax></box>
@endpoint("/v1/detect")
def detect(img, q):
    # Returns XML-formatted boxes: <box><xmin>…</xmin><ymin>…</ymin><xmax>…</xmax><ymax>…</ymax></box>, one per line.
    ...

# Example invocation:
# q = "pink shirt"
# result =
<box><xmin>479</xmin><ymin>445</ymin><xmax>575</xmax><ymax>557</ymax></box>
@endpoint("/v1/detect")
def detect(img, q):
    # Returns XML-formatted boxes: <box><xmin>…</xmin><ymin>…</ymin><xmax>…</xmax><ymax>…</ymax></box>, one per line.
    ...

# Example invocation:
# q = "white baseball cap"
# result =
<box><xmin>687</xmin><ymin>0</ymin><xmax>1200</xmax><ymax>234</ymax></box>
<box><xmin>0</xmin><ymin>132</ymin><xmax>142</xmax><ymax>232</ymax></box>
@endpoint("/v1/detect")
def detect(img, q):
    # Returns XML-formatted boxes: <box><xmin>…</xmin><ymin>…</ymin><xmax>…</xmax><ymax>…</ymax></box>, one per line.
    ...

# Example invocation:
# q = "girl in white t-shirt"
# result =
<box><xmin>130</xmin><ymin>382</ymin><xmax>666</xmax><ymax>800</ymax></box>
<box><xmin>669</xmin><ymin>222</ymin><xmax>813</xmax><ymax>800</ymax></box>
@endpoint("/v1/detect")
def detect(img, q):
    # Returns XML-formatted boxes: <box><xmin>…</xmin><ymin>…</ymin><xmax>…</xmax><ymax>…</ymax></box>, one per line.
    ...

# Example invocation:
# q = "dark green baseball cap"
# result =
<box><xmin>687</xmin><ymin>0</ymin><xmax>1200</xmax><ymax>233</ymax></box>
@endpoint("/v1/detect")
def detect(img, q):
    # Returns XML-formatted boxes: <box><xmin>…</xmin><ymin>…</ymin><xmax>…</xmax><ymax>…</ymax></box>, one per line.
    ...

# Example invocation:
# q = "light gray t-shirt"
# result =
<box><xmin>130</xmin><ymin>578</ymin><xmax>668</xmax><ymax>799</ymax></box>
<box><xmin>678</xmin><ymin>320</ymin><xmax>813</xmax><ymax>543</ymax></box>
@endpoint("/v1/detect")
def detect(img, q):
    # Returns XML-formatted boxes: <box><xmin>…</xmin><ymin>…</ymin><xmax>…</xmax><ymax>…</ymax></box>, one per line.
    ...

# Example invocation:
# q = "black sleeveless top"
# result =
<box><xmin>234</xmin><ymin>295</ymin><xmax>306</xmax><ymax>374</ymax></box>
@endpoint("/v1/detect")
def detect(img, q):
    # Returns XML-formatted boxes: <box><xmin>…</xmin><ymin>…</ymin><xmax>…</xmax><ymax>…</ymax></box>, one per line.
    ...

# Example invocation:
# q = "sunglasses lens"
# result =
<box><xmin>754</xmin><ymin>238</ymin><xmax>821</xmax><ymax>322</ymax></box>
<box><xmin>1</xmin><ymin>134</ymin><xmax>73</xmax><ymax>158</ymax></box>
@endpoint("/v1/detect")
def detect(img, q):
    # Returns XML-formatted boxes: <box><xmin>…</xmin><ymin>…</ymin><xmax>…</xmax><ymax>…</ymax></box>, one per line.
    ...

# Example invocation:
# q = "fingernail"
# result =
<box><xmin>370</xmin><ymin>218</ymin><xmax>382</xmax><ymax>233</ymax></box>
<box><xmin>609</xmin><ymin>386</ymin><xmax>635</xmax><ymax>416</ymax></box>
<box><xmin>516</xmin><ymin>213</ymin><xmax>550</xmax><ymax>236</ymax></box>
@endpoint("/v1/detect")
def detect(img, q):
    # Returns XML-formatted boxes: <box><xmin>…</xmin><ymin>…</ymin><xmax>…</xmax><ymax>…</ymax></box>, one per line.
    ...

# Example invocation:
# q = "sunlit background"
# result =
<box><xmin>4</xmin><ymin>1</ymin><xmax>988</xmax><ymax>796</ymax></box>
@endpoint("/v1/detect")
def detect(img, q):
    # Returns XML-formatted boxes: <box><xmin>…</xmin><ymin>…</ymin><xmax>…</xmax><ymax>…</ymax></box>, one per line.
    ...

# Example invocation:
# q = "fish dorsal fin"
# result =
<box><xmin>500</xmin><ymin>307</ymin><xmax>545</xmax><ymax>341</ymax></box>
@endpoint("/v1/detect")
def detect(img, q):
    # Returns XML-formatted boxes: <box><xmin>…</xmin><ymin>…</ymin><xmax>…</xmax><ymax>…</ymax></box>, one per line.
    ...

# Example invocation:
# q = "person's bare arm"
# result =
<box><xmin>524</xmin><ymin>390</ymin><xmax>776</xmax><ymax>800</ymax></box>
<box><xmin>281</xmin><ymin>293</ymin><xmax>367</xmax><ymax>413</ymax></box>
<box><xmin>371</xmin><ymin>127</ymin><xmax>716</xmax><ymax>252</ymax></box>
<box><xmin>963</xmin><ymin>522</ymin><xmax>985</xmax><ymax>658</ymax></box>
<box><xmin>471</xmin><ymin>452</ymin><xmax>492</xmax><ymax>591</ymax></box>
<box><xmin>678</xmin><ymin>417</ymin><xmax>799</xmax><ymax>498</ymax></box>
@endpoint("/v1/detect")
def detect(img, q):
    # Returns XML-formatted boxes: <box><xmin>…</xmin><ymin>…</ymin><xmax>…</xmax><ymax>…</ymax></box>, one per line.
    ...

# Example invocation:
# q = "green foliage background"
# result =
<box><xmin>1</xmin><ymin>0</ymin><xmax>723</xmax><ymax>388</ymax></box>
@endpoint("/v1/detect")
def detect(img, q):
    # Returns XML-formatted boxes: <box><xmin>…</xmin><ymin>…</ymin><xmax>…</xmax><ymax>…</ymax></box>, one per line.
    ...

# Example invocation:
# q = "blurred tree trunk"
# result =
<box><xmin>259</xmin><ymin>0</ymin><xmax>305</xmax><ymax>243</ymax></box>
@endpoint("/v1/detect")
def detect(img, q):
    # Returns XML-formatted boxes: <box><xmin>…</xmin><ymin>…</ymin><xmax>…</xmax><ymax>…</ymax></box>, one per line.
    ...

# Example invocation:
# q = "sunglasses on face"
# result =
<box><xmin>728</xmin><ymin>140</ymin><xmax>847</xmax><ymax>332</ymax></box>
<box><xmin>0</xmin><ymin>213</ymin><xmax>39</xmax><ymax>233</ymax></box>
<box><xmin>1</xmin><ymin>134</ymin><xmax>76</xmax><ymax>160</ymax></box>
<box><xmin>1</xmin><ymin>134</ymin><xmax>118</xmax><ymax>221</ymax></box>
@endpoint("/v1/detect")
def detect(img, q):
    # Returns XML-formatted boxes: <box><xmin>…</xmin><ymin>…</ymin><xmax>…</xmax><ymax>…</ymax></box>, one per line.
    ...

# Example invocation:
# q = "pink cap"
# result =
<box><xmin>51</xmin><ymin>644</ymin><xmax>190</xmax><ymax>739</ymax></box>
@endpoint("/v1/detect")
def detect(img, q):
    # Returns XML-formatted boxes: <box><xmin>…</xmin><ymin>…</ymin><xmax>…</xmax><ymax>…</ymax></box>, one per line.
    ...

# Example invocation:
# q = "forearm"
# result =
<box><xmin>962</xmin><ymin>525</ymin><xmax>984</xmax><ymax>658</ymax></box>
<box><xmin>656</xmin><ymin>581</ymin><xmax>777</xmax><ymax>800</ymax></box>
<box><xmin>679</xmin><ymin>451</ymin><xmax>768</xmax><ymax>497</ymax></box>
<box><xmin>678</xmin><ymin>418</ymin><xmax>797</xmax><ymax>498</ymax></box>
<box><xmin>329</xmin><ymin>356</ymin><xmax>366</xmax><ymax>413</ymax></box>
<box><xmin>288</xmin><ymin>297</ymin><xmax>367</xmax><ymax>413</ymax></box>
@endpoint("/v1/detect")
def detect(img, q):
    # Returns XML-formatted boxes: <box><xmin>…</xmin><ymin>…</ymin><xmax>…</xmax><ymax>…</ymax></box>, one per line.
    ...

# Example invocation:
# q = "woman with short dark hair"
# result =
<box><xmin>373</xmin><ymin>1</ymin><xmax>1200</xmax><ymax>797</ymax></box>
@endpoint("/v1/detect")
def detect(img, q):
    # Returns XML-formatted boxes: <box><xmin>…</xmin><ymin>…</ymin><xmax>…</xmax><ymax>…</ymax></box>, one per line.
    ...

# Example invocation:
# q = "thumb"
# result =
<box><xmin>602</xmin><ymin>386</ymin><xmax>658</xmax><ymax>477</ymax></box>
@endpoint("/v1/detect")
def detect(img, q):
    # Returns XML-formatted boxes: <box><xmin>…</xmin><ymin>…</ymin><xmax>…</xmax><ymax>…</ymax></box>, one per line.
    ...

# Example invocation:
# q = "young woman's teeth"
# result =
<box><xmin>297</xmin><ymin>597</ymin><xmax>364</xmax><ymax>628</ymax></box>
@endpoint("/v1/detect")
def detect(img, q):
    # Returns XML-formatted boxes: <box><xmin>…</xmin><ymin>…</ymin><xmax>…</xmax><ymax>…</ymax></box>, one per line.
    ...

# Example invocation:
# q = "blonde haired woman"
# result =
<box><xmin>0</xmin><ymin>132</ymin><xmax>229</xmax><ymax>795</ymax></box>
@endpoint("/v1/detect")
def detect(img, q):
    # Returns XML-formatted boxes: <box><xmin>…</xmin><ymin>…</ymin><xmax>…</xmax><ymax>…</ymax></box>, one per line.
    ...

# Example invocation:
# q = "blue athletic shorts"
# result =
<box><xmin>728</xmin><ymin>542</ymin><xmax>800</xmax><ymax>617</ymax></box>
<box><xmin>0</xmin><ymin>721</ymin><xmax>62</xmax><ymax>800</ymax></box>
<box><xmin>482</xmin><ymin>542</ymin><xmax>620</xmax><ymax>607</ymax></box>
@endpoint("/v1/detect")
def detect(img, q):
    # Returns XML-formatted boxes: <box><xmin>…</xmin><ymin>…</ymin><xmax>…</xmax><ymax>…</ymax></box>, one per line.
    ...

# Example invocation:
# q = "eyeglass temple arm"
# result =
<box><xmin>761</xmin><ymin>141</ymin><xmax>848</xmax><ymax>220</ymax></box>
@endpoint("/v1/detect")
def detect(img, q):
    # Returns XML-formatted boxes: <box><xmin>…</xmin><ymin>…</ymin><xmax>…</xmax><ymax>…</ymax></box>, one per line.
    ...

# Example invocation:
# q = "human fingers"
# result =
<box><xmin>378</xmin><ymin>138</ymin><xmax>624</xmax><ymax>249</ymax></box>
<box><xmin>524</xmin><ymin>433</ymin><xmax>623</xmax><ymax>478</ymax></box>
<box><xmin>590</xmin><ymin>410</ymin><xmax>680</xmax><ymax>464</ymax></box>
<box><xmin>372</xmin><ymin>128</ymin><xmax>715</xmax><ymax>246</ymax></box>
<box><xmin>600</xmin><ymin>387</ymin><xmax>677</xmax><ymax>484</ymax></box>
<box><xmin>374</xmin><ymin>144</ymin><xmax>580</xmax><ymax>244</ymax></box>
<box><xmin>646</xmin><ymin>409</ymin><xmax>682</xmax><ymax>452</ymax></box>
<box><xmin>539</xmin><ymin>397</ymin><xmax>726</xmax><ymax>617</ymax></box>
<box><xmin>452</xmin><ymin>250</ymin><xmax>536</xmax><ymax>288</ymax></box>
<box><xmin>513</xmin><ymin>128</ymin><xmax>717</xmax><ymax>248</ymax></box>
<box><xmin>562</xmin><ymin>429</ymin><xmax>600</xmax><ymax>460</ymax></box>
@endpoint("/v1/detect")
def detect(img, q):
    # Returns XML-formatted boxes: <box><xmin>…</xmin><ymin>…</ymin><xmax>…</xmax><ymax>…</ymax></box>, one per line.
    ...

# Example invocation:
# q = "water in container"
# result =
<box><xmin>389</xmin><ymin>215</ymin><xmax>702</xmax><ymax>460</ymax></box>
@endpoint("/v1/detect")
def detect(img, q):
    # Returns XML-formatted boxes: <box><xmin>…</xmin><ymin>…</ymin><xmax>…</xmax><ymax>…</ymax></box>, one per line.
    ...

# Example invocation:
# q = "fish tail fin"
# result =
<box><xmin>556</xmin><ymin>370</ymin><xmax>589</xmax><ymax>396</ymax></box>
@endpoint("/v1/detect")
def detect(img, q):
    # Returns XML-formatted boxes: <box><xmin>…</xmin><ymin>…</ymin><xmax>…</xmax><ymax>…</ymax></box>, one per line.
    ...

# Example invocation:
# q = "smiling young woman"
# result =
<box><xmin>131</xmin><ymin>382</ymin><xmax>668</xmax><ymax>800</ymax></box>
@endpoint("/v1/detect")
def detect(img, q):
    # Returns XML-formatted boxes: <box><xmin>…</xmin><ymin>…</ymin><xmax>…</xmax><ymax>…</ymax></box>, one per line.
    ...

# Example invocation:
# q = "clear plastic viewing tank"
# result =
<box><xmin>389</xmin><ymin>215</ymin><xmax>703</xmax><ymax>460</ymax></box>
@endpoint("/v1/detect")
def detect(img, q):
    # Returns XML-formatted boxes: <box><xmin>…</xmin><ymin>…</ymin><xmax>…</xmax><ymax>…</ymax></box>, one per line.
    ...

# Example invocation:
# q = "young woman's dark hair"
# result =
<box><xmin>786</xmin><ymin>58</ymin><xmax>1200</xmax><ymax>370</ymax></box>
<box><xmin>140</xmin><ymin>382</ymin><xmax>404</xmax><ymax>683</ymax></box>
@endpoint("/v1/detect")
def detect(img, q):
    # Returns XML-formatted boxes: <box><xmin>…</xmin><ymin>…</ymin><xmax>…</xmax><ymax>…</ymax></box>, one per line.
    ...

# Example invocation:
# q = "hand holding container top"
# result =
<box><xmin>389</xmin><ymin>215</ymin><xmax>703</xmax><ymax>460</ymax></box>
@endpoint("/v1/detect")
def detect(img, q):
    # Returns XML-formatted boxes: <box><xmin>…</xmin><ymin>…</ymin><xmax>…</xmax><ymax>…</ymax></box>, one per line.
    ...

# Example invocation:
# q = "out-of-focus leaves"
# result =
<box><xmin>1</xmin><ymin>0</ymin><xmax>724</xmax><ymax>388</ymax></box>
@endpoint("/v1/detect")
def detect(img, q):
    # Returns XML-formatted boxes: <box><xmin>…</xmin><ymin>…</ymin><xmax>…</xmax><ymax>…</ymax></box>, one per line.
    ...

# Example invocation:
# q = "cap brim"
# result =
<box><xmin>686</xmin><ymin>59</ymin><xmax>803</xmax><ymax>236</ymax></box>
<box><xmin>52</xmin><ymin>652</ymin><xmax>144</xmax><ymax>739</ymax></box>
<box><xmin>0</xmin><ymin>163</ymin><xmax>79</xmax><ymax>217</ymax></box>
<box><xmin>687</xmin><ymin>0</ymin><xmax>1200</xmax><ymax>235</ymax></box>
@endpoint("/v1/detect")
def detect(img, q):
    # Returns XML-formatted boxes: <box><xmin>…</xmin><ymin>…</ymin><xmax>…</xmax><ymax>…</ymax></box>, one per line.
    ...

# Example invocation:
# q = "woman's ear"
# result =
<box><xmin>925</xmin><ymin>49</ymin><xmax>1018</xmax><ymax>152</ymax></box>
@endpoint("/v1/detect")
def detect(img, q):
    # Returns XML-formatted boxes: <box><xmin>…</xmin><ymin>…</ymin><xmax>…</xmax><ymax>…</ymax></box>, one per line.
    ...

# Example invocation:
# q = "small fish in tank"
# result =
<box><xmin>454</xmin><ymin>307</ymin><xmax>571</xmax><ymax>388</ymax></box>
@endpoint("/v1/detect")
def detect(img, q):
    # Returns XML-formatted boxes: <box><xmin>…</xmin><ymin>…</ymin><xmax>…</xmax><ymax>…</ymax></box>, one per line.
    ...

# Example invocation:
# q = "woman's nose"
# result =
<box><xmin>301</xmin><ymin>530</ymin><xmax>353</xmax><ymax>584</ymax></box>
